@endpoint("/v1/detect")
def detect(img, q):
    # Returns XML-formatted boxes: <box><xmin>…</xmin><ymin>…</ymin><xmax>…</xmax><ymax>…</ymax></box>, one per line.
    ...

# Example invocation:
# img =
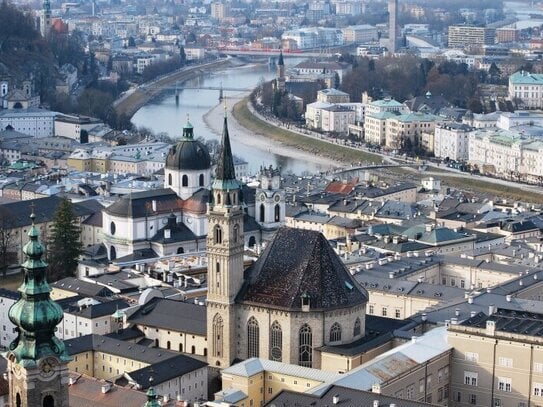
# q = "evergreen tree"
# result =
<box><xmin>47</xmin><ymin>198</ymin><xmax>82</xmax><ymax>281</ymax></box>
<box><xmin>179</xmin><ymin>46</ymin><xmax>186</xmax><ymax>65</ymax></box>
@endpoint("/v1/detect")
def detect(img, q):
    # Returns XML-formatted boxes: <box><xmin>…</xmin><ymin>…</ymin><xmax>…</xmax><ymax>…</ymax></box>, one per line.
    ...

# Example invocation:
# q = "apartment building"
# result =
<box><xmin>509</xmin><ymin>71</ymin><xmax>543</xmax><ymax>109</ymax></box>
<box><xmin>341</xmin><ymin>25</ymin><xmax>378</xmax><ymax>44</ymax></box>
<box><xmin>385</xmin><ymin>112</ymin><xmax>439</xmax><ymax>150</ymax></box>
<box><xmin>448</xmin><ymin>309</ymin><xmax>543</xmax><ymax>407</ymax></box>
<box><xmin>434</xmin><ymin>123</ymin><xmax>474</xmax><ymax>161</ymax></box>
<box><xmin>448</xmin><ymin>26</ymin><xmax>496</xmax><ymax>49</ymax></box>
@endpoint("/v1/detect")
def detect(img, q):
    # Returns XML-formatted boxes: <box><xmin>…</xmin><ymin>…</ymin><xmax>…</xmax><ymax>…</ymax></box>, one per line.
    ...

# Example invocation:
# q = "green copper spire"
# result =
<box><xmin>7</xmin><ymin>211</ymin><xmax>70</xmax><ymax>367</ymax></box>
<box><xmin>143</xmin><ymin>378</ymin><xmax>160</xmax><ymax>407</ymax></box>
<box><xmin>182</xmin><ymin>113</ymin><xmax>194</xmax><ymax>140</ymax></box>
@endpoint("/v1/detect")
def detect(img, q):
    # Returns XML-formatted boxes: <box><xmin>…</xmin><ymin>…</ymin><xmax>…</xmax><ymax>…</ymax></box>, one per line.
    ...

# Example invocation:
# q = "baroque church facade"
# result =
<box><xmin>206</xmin><ymin>114</ymin><xmax>369</xmax><ymax>370</ymax></box>
<box><xmin>101</xmin><ymin>118</ymin><xmax>285</xmax><ymax>261</ymax></box>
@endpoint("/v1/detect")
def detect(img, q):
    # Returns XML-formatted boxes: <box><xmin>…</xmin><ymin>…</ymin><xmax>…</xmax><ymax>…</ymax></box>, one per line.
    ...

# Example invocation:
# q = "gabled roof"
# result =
<box><xmin>127</xmin><ymin>297</ymin><xmax>206</xmax><ymax>336</ymax></box>
<box><xmin>237</xmin><ymin>227</ymin><xmax>368</xmax><ymax>311</ymax></box>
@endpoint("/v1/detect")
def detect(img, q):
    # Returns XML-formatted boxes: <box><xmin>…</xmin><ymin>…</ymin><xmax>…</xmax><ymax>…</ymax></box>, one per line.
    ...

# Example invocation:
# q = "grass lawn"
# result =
<box><xmin>232</xmin><ymin>98</ymin><xmax>383</xmax><ymax>164</ymax></box>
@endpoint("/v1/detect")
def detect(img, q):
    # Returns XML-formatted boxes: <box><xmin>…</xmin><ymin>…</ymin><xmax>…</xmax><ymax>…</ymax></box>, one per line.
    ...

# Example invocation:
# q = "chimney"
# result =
<box><xmin>373</xmin><ymin>400</ymin><xmax>380</xmax><ymax>407</ymax></box>
<box><xmin>101</xmin><ymin>383</ymin><xmax>112</xmax><ymax>393</ymax></box>
<box><xmin>332</xmin><ymin>395</ymin><xmax>340</xmax><ymax>405</ymax></box>
<box><xmin>506</xmin><ymin>294</ymin><xmax>512</xmax><ymax>302</ymax></box>
<box><xmin>468</xmin><ymin>296</ymin><xmax>473</xmax><ymax>304</ymax></box>
<box><xmin>372</xmin><ymin>383</ymin><xmax>381</xmax><ymax>394</ymax></box>
<box><xmin>488</xmin><ymin>304</ymin><xmax>496</xmax><ymax>315</ymax></box>
<box><xmin>486</xmin><ymin>320</ymin><xmax>496</xmax><ymax>336</ymax></box>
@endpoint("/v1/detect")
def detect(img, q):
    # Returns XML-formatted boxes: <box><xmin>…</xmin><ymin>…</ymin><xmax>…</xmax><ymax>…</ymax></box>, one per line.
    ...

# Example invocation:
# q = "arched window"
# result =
<box><xmin>270</xmin><ymin>321</ymin><xmax>282</xmax><ymax>361</ymax></box>
<box><xmin>217</xmin><ymin>192</ymin><xmax>221</xmax><ymax>204</ymax></box>
<box><xmin>110</xmin><ymin>221</ymin><xmax>116</xmax><ymax>235</ymax></box>
<box><xmin>299</xmin><ymin>324</ymin><xmax>312</xmax><ymax>368</ymax></box>
<box><xmin>259</xmin><ymin>204</ymin><xmax>265</xmax><ymax>222</ymax></box>
<box><xmin>247</xmin><ymin>317</ymin><xmax>260</xmax><ymax>358</ymax></box>
<box><xmin>110</xmin><ymin>245</ymin><xmax>116</xmax><ymax>260</ymax></box>
<box><xmin>155</xmin><ymin>339</ymin><xmax>159</xmax><ymax>347</ymax></box>
<box><xmin>168</xmin><ymin>173</ymin><xmax>172</xmax><ymax>186</ymax></box>
<box><xmin>216</xmin><ymin>262</ymin><xmax>220</xmax><ymax>273</ymax></box>
<box><xmin>199</xmin><ymin>174</ymin><xmax>204</xmax><ymax>186</ymax></box>
<box><xmin>182</xmin><ymin>174</ymin><xmax>188</xmax><ymax>187</ymax></box>
<box><xmin>233</xmin><ymin>224</ymin><xmax>239</xmax><ymax>243</ymax></box>
<box><xmin>329</xmin><ymin>322</ymin><xmax>342</xmax><ymax>343</ymax></box>
<box><xmin>248</xmin><ymin>236</ymin><xmax>256</xmax><ymax>248</ymax></box>
<box><xmin>204</xmin><ymin>348</ymin><xmax>207</xmax><ymax>356</ymax></box>
<box><xmin>353</xmin><ymin>317</ymin><xmax>361</xmax><ymax>337</ymax></box>
<box><xmin>212</xmin><ymin>314</ymin><xmax>223</xmax><ymax>357</ymax></box>
<box><xmin>166</xmin><ymin>341</ymin><xmax>171</xmax><ymax>350</ymax></box>
<box><xmin>179</xmin><ymin>343</ymin><xmax>183</xmax><ymax>352</ymax></box>
<box><xmin>177</xmin><ymin>247</ymin><xmax>184</xmax><ymax>254</ymax></box>
<box><xmin>274</xmin><ymin>204</ymin><xmax>280</xmax><ymax>222</ymax></box>
<box><xmin>16</xmin><ymin>393</ymin><xmax>21</xmax><ymax>407</ymax></box>
<box><xmin>43</xmin><ymin>396</ymin><xmax>54</xmax><ymax>407</ymax></box>
<box><xmin>214</xmin><ymin>226</ymin><xmax>222</xmax><ymax>244</ymax></box>
<box><xmin>191</xmin><ymin>345</ymin><xmax>195</xmax><ymax>354</ymax></box>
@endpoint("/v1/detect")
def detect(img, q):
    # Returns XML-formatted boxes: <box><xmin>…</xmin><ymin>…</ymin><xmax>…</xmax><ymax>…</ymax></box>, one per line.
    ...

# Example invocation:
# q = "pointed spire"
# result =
<box><xmin>278</xmin><ymin>50</ymin><xmax>284</xmax><ymax>66</ymax></box>
<box><xmin>213</xmin><ymin>107</ymin><xmax>238</xmax><ymax>190</ymax></box>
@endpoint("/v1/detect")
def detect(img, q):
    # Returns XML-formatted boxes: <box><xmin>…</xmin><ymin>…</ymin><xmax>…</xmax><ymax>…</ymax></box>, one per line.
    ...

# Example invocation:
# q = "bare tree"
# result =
<box><xmin>0</xmin><ymin>207</ymin><xmax>16</xmax><ymax>278</ymax></box>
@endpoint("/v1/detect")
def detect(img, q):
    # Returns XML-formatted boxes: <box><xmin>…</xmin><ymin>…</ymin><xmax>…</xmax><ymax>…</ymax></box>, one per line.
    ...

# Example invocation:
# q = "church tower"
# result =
<box><xmin>206</xmin><ymin>110</ymin><xmax>244</xmax><ymax>369</ymax></box>
<box><xmin>40</xmin><ymin>0</ymin><xmax>52</xmax><ymax>37</ymax></box>
<box><xmin>5</xmin><ymin>212</ymin><xmax>71</xmax><ymax>407</ymax></box>
<box><xmin>275</xmin><ymin>51</ymin><xmax>286</xmax><ymax>92</ymax></box>
<box><xmin>256</xmin><ymin>165</ymin><xmax>285</xmax><ymax>237</ymax></box>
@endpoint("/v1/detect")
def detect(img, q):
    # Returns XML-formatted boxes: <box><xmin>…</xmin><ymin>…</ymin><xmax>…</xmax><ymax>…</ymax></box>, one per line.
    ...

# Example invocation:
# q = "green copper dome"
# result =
<box><xmin>7</xmin><ymin>213</ymin><xmax>70</xmax><ymax>366</ymax></box>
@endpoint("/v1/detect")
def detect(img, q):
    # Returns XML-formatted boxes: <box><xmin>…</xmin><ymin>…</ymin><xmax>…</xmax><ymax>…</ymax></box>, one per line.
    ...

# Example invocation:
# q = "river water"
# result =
<box><xmin>131</xmin><ymin>58</ymin><xmax>328</xmax><ymax>175</ymax></box>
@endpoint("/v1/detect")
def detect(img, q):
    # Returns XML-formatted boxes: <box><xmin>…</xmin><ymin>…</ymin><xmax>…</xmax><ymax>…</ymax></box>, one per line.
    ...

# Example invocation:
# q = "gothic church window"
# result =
<box><xmin>270</xmin><ymin>321</ymin><xmax>282</xmax><ymax>361</ymax></box>
<box><xmin>168</xmin><ymin>173</ymin><xmax>172</xmax><ymax>185</ymax></box>
<box><xmin>214</xmin><ymin>226</ymin><xmax>222</xmax><ymax>244</ymax></box>
<box><xmin>212</xmin><ymin>314</ymin><xmax>223</xmax><ymax>357</ymax></box>
<box><xmin>274</xmin><ymin>204</ymin><xmax>280</xmax><ymax>222</ymax></box>
<box><xmin>247</xmin><ymin>317</ymin><xmax>260</xmax><ymax>358</ymax></box>
<box><xmin>299</xmin><ymin>324</ymin><xmax>312</xmax><ymax>368</ymax></box>
<box><xmin>329</xmin><ymin>322</ymin><xmax>342</xmax><ymax>342</ymax></box>
<box><xmin>354</xmin><ymin>317</ymin><xmax>361</xmax><ymax>337</ymax></box>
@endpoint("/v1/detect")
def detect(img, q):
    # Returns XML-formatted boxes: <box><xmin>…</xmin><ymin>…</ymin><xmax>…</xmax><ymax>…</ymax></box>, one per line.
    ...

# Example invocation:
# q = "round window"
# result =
<box><xmin>110</xmin><ymin>221</ymin><xmax>116</xmax><ymax>235</ymax></box>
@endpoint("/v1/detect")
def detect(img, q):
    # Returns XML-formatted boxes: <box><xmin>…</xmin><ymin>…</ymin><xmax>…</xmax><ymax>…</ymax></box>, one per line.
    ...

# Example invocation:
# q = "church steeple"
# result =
<box><xmin>213</xmin><ymin>110</ymin><xmax>238</xmax><ymax>190</ymax></box>
<box><xmin>276</xmin><ymin>51</ymin><xmax>286</xmax><ymax>92</ymax></box>
<box><xmin>5</xmin><ymin>211</ymin><xmax>71</xmax><ymax>407</ymax></box>
<box><xmin>207</xmin><ymin>107</ymin><xmax>244</xmax><ymax>368</ymax></box>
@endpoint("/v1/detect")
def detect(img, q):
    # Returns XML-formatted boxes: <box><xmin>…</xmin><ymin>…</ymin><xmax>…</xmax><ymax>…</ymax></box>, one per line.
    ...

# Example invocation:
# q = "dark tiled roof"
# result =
<box><xmin>266</xmin><ymin>384</ymin><xmax>429</xmax><ymax>407</ymax></box>
<box><xmin>127</xmin><ymin>297</ymin><xmax>207</xmax><ymax>336</ymax></box>
<box><xmin>237</xmin><ymin>227</ymin><xmax>368</xmax><ymax>311</ymax></box>
<box><xmin>104</xmin><ymin>189</ymin><xmax>180</xmax><ymax>218</ymax></box>
<box><xmin>243</xmin><ymin>213</ymin><xmax>261</xmax><ymax>232</ymax></box>
<box><xmin>0</xmin><ymin>288</ymin><xmax>20</xmax><ymax>301</ymax></box>
<box><xmin>460</xmin><ymin>308</ymin><xmax>543</xmax><ymax>337</ymax></box>
<box><xmin>125</xmin><ymin>354</ymin><xmax>207</xmax><ymax>389</ymax></box>
<box><xmin>52</xmin><ymin>277</ymin><xmax>115</xmax><ymax>298</ymax></box>
<box><xmin>63</xmin><ymin>298</ymin><xmax>129</xmax><ymax>319</ymax></box>
<box><xmin>0</xmin><ymin>195</ymin><xmax>98</xmax><ymax>228</ymax></box>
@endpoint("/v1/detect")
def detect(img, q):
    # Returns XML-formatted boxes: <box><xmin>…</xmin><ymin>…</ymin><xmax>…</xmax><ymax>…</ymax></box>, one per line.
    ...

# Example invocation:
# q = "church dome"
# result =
<box><xmin>165</xmin><ymin>119</ymin><xmax>211</xmax><ymax>171</ymax></box>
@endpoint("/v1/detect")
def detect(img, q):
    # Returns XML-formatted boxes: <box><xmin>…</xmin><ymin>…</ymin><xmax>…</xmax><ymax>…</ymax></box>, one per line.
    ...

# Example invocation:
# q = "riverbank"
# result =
<box><xmin>203</xmin><ymin>95</ymin><xmax>342</xmax><ymax>170</ymax></box>
<box><xmin>231</xmin><ymin>97</ymin><xmax>543</xmax><ymax>204</ymax></box>
<box><xmin>114</xmin><ymin>58</ymin><xmax>232</xmax><ymax>118</ymax></box>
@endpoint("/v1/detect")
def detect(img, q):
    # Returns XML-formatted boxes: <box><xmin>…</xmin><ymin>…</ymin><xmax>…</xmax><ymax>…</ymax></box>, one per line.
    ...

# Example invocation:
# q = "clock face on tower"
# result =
<box><xmin>260</xmin><ymin>193</ymin><xmax>266</xmax><ymax>202</ymax></box>
<box><xmin>274</xmin><ymin>194</ymin><xmax>281</xmax><ymax>203</ymax></box>
<box><xmin>40</xmin><ymin>357</ymin><xmax>57</xmax><ymax>378</ymax></box>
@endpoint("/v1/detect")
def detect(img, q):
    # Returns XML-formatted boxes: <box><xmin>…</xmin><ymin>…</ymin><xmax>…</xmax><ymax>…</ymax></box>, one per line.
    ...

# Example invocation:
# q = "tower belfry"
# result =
<box><xmin>40</xmin><ymin>0</ymin><xmax>52</xmax><ymax>37</ymax></box>
<box><xmin>5</xmin><ymin>211</ymin><xmax>71</xmax><ymax>407</ymax></box>
<box><xmin>206</xmin><ymin>108</ymin><xmax>244</xmax><ymax>368</ymax></box>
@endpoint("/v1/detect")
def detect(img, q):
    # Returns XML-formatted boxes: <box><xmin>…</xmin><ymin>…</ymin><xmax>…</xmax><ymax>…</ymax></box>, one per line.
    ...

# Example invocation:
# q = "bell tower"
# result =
<box><xmin>206</xmin><ymin>109</ymin><xmax>244</xmax><ymax>368</ymax></box>
<box><xmin>5</xmin><ymin>211</ymin><xmax>71</xmax><ymax>407</ymax></box>
<box><xmin>256</xmin><ymin>165</ymin><xmax>285</xmax><ymax>238</ymax></box>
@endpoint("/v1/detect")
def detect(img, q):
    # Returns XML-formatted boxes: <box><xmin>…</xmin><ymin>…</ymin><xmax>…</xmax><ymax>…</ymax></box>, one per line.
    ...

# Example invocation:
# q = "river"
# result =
<box><xmin>131</xmin><ymin>58</ymin><xmax>329</xmax><ymax>175</ymax></box>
